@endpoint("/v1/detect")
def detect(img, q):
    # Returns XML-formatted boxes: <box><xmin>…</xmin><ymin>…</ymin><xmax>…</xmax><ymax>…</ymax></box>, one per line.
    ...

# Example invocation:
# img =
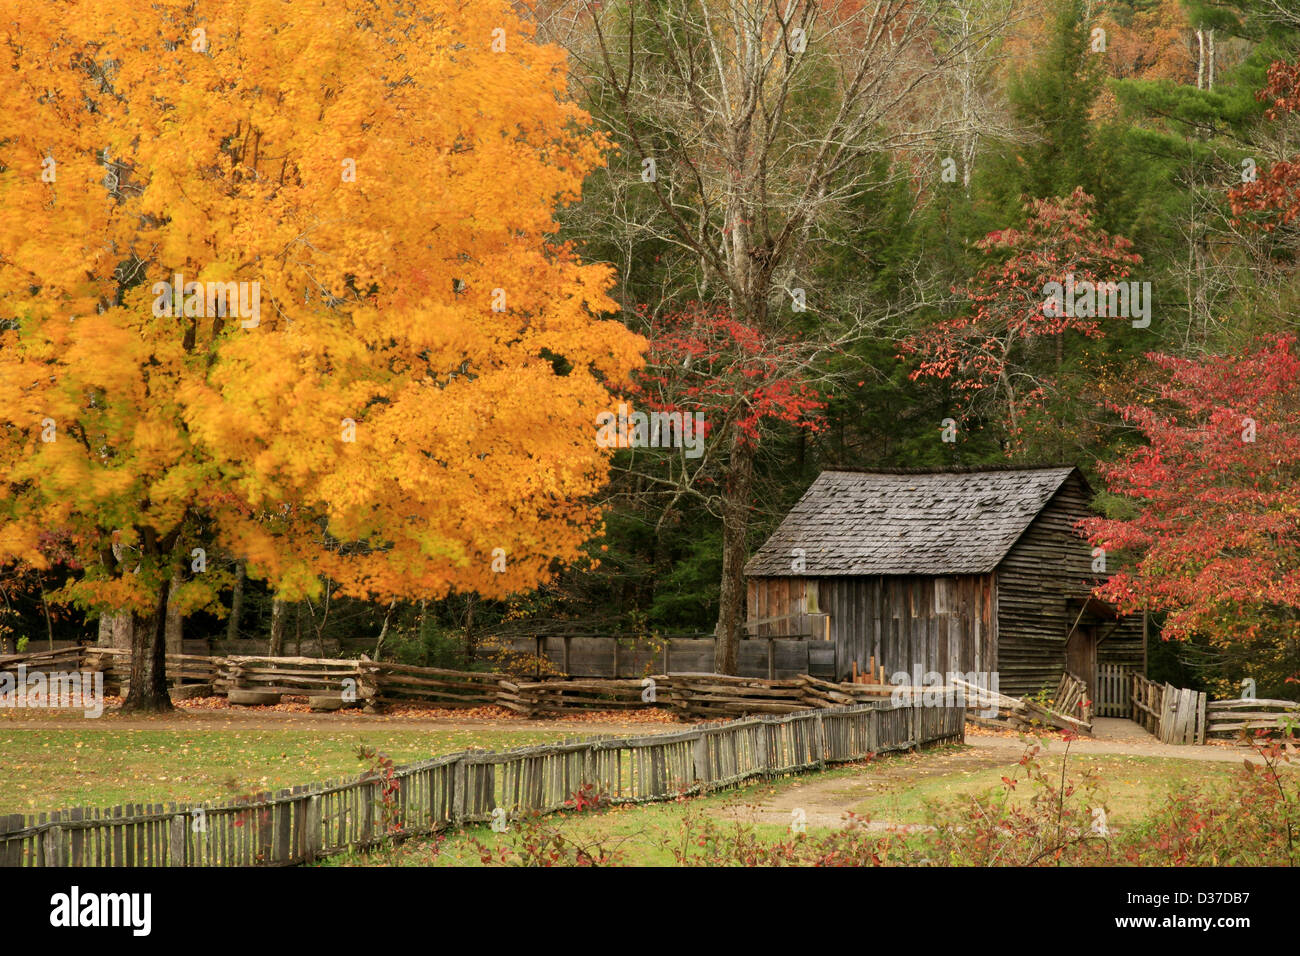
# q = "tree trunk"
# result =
<box><xmin>226</xmin><ymin>560</ymin><xmax>245</xmax><ymax>644</ymax></box>
<box><xmin>122</xmin><ymin>578</ymin><xmax>174</xmax><ymax>714</ymax></box>
<box><xmin>165</xmin><ymin>570</ymin><xmax>183</xmax><ymax>662</ymax></box>
<box><xmin>102</xmin><ymin>612</ymin><xmax>133</xmax><ymax>650</ymax></box>
<box><xmin>464</xmin><ymin>594</ymin><xmax>476</xmax><ymax>664</ymax></box>
<box><xmin>373</xmin><ymin>600</ymin><xmax>397</xmax><ymax>661</ymax></box>
<box><xmin>1207</xmin><ymin>30</ymin><xmax>1215</xmax><ymax>91</ymax></box>
<box><xmin>38</xmin><ymin>578</ymin><xmax>55</xmax><ymax>651</ymax></box>
<box><xmin>313</xmin><ymin>581</ymin><xmax>331</xmax><ymax>657</ymax></box>
<box><xmin>713</xmin><ymin>436</ymin><xmax>756</xmax><ymax>675</ymax></box>
<box><xmin>1196</xmin><ymin>30</ymin><xmax>1205</xmax><ymax>90</ymax></box>
<box><xmin>268</xmin><ymin>597</ymin><xmax>286</xmax><ymax>656</ymax></box>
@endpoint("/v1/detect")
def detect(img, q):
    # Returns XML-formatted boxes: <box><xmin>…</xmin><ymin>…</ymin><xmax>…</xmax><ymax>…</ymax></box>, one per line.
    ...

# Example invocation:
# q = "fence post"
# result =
<box><xmin>169</xmin><ymin>813</ymin><xmax>187</xmax><ymax>866</ymax></box>
<box><xmin>692</xmin><ymin>732</ymin><xmax>709</xmax><ymax>791</ymax></box>
<box><xmin>43</xmin><ymin>822</ymin><xmax>63</xmax><ymax>867</ymax></box>
<box><xmin>813</xmin><ymin>712</ymin><xmax>826</xmax><ymax>769</ymax></box>
<box><xmin>304</xmin><ymin>795</ymin><xmax>321</xmax><ymax>862</ymax></box>
<box><xmin>582</xmin><ymin>742</ymin><xmax>596</xmax><ymax>790</ymax></box>
<box><xmin>451</xmin><ymin>757</ymin><xmax>467</xmax><ymax>825</ymax></box>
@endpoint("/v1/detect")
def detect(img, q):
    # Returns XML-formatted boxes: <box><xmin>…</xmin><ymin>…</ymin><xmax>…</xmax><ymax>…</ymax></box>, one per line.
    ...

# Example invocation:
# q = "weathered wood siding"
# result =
<box><xmin>994</xmin><ymin>473</ymin><xmax>1143</xmax><ymax>697</ymax></box>
<box><xmin>503</xmin><ymin>634</ymin><xmax>836</xmax><ymax>680</ymax></box>
<box><xmin>746</xmin><ymin>576</ymin><xmax>815</xmax><ymax>638</ymax></box>
<box><xmin>743</xmin><ymin>578</ymin><xmax>835</xmax><ymax>677</ymax></box>
<box><xmin>748</xmin><ymin>574</ymin><xmax>996</xmax><ymax>682</ymax></box>
<box><xmin>1096</xmin><ymin>621</ymin><xmax>1145</xmax><ymax>670</ymax></box>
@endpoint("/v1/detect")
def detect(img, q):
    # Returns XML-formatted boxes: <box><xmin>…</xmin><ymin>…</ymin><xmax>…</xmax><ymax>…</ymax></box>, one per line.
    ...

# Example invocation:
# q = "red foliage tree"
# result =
<box><xmin>1080</xmin><ymin>336</ymin><xmax>1300</xmax><ymax>693</ymax></box>
<box><xmin>899</xmin><ymin>188</ymin><xmax>1143</xmax><ymax>444</ymax></box>
<box><xmin>622</xmin><ymin>302</ymin><xmax>826</xmax><ymax>673</ymax></box>
<box><xmin>1230</xmin><ymin>59</ymin><xmax>1300</xmax><ymax>229</ymax></box>
<box><xmin>628</xmin><ymin>302</ymin><xmax>826</xmax><ymax>452</ymax></box>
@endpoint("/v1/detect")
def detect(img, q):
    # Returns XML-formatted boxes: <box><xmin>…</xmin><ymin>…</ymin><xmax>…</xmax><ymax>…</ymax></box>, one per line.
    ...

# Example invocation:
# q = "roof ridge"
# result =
<box><xmin>744</xmin><ymin>466</ymin><xmax>1082</xmax><ymax>577</ymax></box>
<box><xmin>818</xmin><ymin>463</ymin><xmax>1077</xmax><ymax>476</ymax></box>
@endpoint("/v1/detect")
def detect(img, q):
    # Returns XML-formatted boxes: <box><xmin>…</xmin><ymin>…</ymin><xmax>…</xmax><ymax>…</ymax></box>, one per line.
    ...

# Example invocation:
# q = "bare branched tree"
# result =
<box><xmin>537</xmin><ymin>0</ymin><xmax>1014</xmax><ymax>671</ymax></box>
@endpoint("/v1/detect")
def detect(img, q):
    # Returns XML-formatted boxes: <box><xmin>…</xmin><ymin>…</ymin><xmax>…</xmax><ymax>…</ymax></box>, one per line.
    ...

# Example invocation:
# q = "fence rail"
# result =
<box><xmin>0</xmin><ymin>647</ymin><xmax>916</xmax><ymax>719</ymax></box>
<box><xmin>1206</xmin><ymin>698</ymin><xmax>1300</xmax><ymax>740</ymax></box>
<box><xmin>0</xmin><ymin>700</ymin><xmax>964</xmax><ymax>867</ymax></box>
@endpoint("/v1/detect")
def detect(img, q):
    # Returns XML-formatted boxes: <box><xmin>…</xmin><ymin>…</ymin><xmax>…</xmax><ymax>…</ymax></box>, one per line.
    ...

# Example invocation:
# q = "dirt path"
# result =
<box><xmin>719</xmin><ymin>745</ymin><xmax>1009</xmax><ymax>831</ymax></box>
<box><xmin>969</xmin><ymin>718</ymin><xmax>1271</xmax><ymax>763</ymax></box>
<box><xmin>718</xmin><ymin>719</ymin><xmax>1286</xmax><ymax>832</ymax></box>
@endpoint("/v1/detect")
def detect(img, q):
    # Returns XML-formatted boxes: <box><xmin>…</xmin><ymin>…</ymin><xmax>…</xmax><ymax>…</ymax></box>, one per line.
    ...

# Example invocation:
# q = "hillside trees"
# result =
<box><xmin>0</xmin><ymin>0</ymin><xmax>642</xmax><ymax>709</ymax></box>
<box><xmin>543</xmin><ymin>0</ymin><xmax>1013</xmax><ymax>671</ymax></box>
<box><xmin>899</xmin><ymin>189</ymin><xmax>1147</xmax><ymax>459</ymax></box>
<box><xmin>981</xmin><ymin>0</ymin><xmax>1106</xmax><ymax>210</ymax></box>
<box><xmin>1230</xmin><ymin>56</ymin><xmax>1300</xmax><ymax>232</ymax></box>
<box><xmin>1102</xmin><ymin>0</ymin><xmax>1300</xmax><ymax>347</ymax></box>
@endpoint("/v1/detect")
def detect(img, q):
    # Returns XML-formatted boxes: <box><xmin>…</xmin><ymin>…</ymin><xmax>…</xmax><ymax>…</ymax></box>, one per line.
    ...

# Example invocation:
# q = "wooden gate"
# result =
<box><xmin>1158</xmin><ymin>683</ymin><xmax>1207</xmax><ymax>745</ymax></box>
<box><xmin>1096</xmin><ymin>663</ymin><xmax>1132</xmax><ymax>717</ymax></box>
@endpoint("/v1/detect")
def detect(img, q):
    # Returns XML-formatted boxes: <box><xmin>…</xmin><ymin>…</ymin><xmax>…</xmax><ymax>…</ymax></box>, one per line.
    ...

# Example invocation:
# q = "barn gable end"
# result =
<box><xmin>992</xmin><ymin>470</ymin><xmax>1142</xmax><ymax>696</ymax></box>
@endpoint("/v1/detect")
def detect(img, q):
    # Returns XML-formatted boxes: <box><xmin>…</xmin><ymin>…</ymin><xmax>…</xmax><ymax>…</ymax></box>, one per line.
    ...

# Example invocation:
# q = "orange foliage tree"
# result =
<box><xmin>0</xmin><ymin>0</ymin><xmax>642</xmax><ymax>710</ymax></box>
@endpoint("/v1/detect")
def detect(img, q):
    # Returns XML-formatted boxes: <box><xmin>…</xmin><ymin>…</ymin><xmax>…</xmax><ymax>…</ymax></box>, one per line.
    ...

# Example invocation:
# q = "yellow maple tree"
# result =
<box><xmin>0</xmin><ymin>0</ymin><xmax>643</xmax><ymax>710</ymax></box>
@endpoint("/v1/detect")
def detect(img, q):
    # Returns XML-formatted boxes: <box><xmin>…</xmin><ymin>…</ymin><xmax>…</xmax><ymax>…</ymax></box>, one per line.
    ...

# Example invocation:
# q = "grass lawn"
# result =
<box><xmin>325</xmin><ymin>778</ymin><xmax>800</xmax><ymax>867</ymax></box>
<box><xmin>0</xmin><ymin>726</ymin><xmax>579</xmax><ymax>813</ymax></box>
<box><xmin>3</xmin><ymin>723</ymin><xmax>1267</xmax><ymax>866</ymax></box>
<box><xmin>325</xmin><ymin>746</ymin><xmax>1242</xmax><ymax>867</ymax></box>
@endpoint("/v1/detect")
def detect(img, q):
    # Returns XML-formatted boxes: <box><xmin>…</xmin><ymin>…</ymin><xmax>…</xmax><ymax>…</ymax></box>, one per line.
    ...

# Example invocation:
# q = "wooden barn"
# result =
<box><xmin>743</xmin><ymin>466</ymin><xmax>1145</xmax><ymax>698</ymax></box>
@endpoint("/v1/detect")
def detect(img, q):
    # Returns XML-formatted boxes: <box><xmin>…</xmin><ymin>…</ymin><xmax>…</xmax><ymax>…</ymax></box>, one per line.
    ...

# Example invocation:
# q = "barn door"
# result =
<box><xmin>1065</xmin><ymin>625</ymin><xmax>1097</xmax><ymax>695</ymax></box>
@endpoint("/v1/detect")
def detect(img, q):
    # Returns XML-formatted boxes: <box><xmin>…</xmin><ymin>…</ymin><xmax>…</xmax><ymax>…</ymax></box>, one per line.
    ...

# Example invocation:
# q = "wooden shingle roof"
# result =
<box><xmin>745</xmin><ymin>466</ymin><xmax>1079</xmax><ymax>577</ymax></box>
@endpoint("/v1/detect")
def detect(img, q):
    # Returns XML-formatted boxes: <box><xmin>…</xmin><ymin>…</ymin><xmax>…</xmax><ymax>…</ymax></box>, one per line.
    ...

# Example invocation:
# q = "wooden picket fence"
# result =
<box><xmin>0</xmin><ymin>700</ymin><xmax>964</xmax><ymax>867</ymax></box>
<box><xmin>1095</xmin><ymin>663</ymin><xmax>1131</xmax><ymax>717</ymax></box>
<box><xmin>1159</xmin><ymin>683</ymin><xmax>1207</xmax><ymax>745</ymax></box>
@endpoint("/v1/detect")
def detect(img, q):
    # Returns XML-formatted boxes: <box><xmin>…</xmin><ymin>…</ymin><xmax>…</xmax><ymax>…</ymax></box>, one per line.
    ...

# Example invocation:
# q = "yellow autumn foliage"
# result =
<box><xmin>0</xmin><ymin>0</ymin><xmax>643</xmax><ymax>610</ymax></box>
